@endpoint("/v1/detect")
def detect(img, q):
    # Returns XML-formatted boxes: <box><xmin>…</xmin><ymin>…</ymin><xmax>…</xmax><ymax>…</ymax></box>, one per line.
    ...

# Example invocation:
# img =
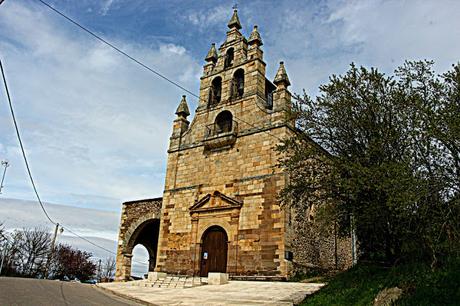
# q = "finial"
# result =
<box><xmin>228</xmin><ymin>7</ymin><xmax>242</xmax><ymax>30</ymax></box>
<box><xmin>248</xmin><ymin>25</ymin><xmax>263</xmax><ymax>46</ymax></box>
<box><xmin>274</xmin><ymin>61</ymin><xmax>291</xmax><ymax>87</ymax></box>
<box><xmin>205</xmin><ymin>43</ymin><xmax>218</xmax><ymax>63</ymax></box>
<box><xmin>175</xmin><ymin>95</ymin><xmax>190</xmax><ymax>118</ymax></box>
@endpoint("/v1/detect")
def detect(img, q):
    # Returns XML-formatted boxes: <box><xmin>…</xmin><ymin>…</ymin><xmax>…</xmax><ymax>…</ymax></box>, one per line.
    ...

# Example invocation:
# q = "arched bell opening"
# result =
<box><xmin>231</xmin><ymin>68</ymin><xmax>244</xmax><ymax>100</ymax></box>
<box><xmin>224</xmin><ymin>48</ymin><xmax>234</xmax><ymax>69</ymax></box>
<box><xmin>209</xmin><ymin>76</ymin><xmax>222</xmax><ymax>106</ymax></box>
<box><xmin>215</xmin><ymin>110</ymin><xmax>233</xmax><ymax>134</ymax></box>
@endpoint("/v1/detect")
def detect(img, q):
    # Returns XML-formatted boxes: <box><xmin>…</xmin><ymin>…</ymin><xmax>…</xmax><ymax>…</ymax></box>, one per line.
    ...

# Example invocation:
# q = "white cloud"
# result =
<box><xmin>326</xmin><ymin>0</ymin><xmax>460</xmax><ymax>72</ymax></box>
<box><xmin>186</xmin><ymin>5</ymin><xmax>229</xmax><ymax>30</ymax></box>
<box><xmin>250</xmin><ymin>0</ymin><xmax>460</xmax><ymax>96</ymax></box>
<box><xmin>0</xmin><ymin>197</ymin><xmax>149</xmax><ymax>276</ymax></box>
<box><xmin>0</xmin><ymin>1</ymin><xmax>459</xmax><ymax>260</ymax></box>
<box><xmin>100</xmin><ymin>0</ymin><xmax>115</xmax><ymax>16</ymax></box>
<box><xmin>0</xmin><ymin>1</ymin><xmax>201</xmax><ymax>210</ymax></box>
<box><xmin>0</xmin><ymin>198</ymin><xmax>119</xmax><ymax>240</ymax></box>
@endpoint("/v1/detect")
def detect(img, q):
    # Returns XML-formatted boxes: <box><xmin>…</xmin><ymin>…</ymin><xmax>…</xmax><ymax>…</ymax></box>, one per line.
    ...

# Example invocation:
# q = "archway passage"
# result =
<box><xmin>200</xmin><ymin>226</ymin><xmax>228</xmax><ymax>277</ymax></box>
<box><xmin>127</xmin><ymin>219</ymin><xmax>160</xmax><ymax>277</ymax></box>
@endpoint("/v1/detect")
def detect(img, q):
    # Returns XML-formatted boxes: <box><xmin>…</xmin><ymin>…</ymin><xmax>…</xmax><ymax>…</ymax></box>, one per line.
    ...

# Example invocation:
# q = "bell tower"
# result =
<box><xmin>157</xmin><ymin>9</ymin><xmax>295</xmax><ymax>278</ymax></box>
<box><xmin>198</xmin><ymin>9</ymin><xmax>270</xmax><ymax>112</ymax></box>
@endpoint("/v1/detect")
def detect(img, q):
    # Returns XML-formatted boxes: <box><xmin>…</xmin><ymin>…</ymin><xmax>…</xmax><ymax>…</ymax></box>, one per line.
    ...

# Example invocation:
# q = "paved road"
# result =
<box><xmin>0</xmin><ymin>277</ymin><xmax>143</xmax><ymax>306</ymax></box>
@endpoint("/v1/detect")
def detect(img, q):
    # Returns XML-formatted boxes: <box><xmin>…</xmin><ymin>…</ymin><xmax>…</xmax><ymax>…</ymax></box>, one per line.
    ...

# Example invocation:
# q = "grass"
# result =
<box><xmin>300</xmin><ymin>258</ymin><xmax>460</xmax><ymax>306</ymax></box>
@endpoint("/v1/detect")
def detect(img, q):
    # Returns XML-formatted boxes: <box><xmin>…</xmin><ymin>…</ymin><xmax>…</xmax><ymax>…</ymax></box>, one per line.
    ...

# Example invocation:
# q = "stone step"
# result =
<box><xmin>130</xmin><ymin>275</ymin><xmax>207</xmax><ymax>289</ymax></box>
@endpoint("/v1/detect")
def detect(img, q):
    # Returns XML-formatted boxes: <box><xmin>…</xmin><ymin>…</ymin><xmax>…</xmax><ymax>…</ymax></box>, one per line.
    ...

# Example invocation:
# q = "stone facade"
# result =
<box><xmin>115</xmin><ymin>9</ymin><xmax>353</xmax><ymax>281</ymax></box>
<box><xmin>156</xmin><ymin>10</ymin><xmax>294</xmax><ymax>278</ymax></box>
<box><xmin>289</xmin><ymin>211</ymin><xmax>353</xmax><ymax>272</ymax></box>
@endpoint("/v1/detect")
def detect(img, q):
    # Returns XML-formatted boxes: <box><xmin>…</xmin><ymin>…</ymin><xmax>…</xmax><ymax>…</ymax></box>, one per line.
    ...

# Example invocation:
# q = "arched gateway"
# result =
<box><xmin>115</xmin><ymin>198</ymin><xmax>161</xmax><ymax>281</ymax></box>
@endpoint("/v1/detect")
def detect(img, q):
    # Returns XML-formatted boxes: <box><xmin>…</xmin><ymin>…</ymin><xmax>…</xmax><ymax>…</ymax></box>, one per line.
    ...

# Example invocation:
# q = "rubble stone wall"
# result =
<box><xmin>115</xmin><ymin>198</ymin><xmax>162</xmax><ymax>281</ymax></box>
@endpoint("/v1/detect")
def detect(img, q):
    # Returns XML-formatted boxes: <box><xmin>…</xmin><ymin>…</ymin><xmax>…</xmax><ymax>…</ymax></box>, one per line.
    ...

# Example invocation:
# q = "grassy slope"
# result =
<box><xmin>301</xmin><ymin>259</ymin><xmax>460</xmax><ymax>306</ymax></box>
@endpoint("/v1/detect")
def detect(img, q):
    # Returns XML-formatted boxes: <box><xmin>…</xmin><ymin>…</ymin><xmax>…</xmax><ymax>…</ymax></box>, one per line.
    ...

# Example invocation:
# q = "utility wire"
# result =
<box><xmin>2</xmin><ymin>0</ymin><xmax>287</xmax><ymax>264</ymax></box>
<box><xmin>35</xmin><ymin>0</ymin><xmax>285</xmax><ymax>142</ymax></box>
<box><xmin>0</xmin><ymin>57</ymin><xmax>147</xmax><ymax>265</ymax></box>
<box><xmin>0</xmin><ymin>58</ymin><xmax>56</xmax><ymax>225</ymax></box>
<box><xmin>36</xmin><ymin>0</ymin><xmax>198</xmax><ymax>100</ymax></box>
<box><xmin>61</xmin><ymin>226</ymin><xmax>147</xmax><ymax>266</ymax></box>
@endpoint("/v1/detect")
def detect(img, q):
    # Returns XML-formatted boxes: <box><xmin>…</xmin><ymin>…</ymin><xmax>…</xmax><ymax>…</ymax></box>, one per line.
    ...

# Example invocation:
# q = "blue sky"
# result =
<box><xmin>0</xmin><ymin>0</ymin><xmax>459</xmax><ymax>274</ymax></box>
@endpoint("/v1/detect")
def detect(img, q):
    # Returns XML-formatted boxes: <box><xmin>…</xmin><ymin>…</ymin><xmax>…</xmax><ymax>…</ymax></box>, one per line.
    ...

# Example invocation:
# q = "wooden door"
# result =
<box><xmin>200</xmin><ymin>227</ymin><xmax>228</xmax><ymax>277</ymax></box>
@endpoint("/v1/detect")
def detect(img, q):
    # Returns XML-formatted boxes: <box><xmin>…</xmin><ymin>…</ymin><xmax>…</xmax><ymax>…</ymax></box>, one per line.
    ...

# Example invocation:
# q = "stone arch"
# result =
<box><xmin>201</xmin><ymin>225</ymin><xmax>229</xmax><ymax>243</ymax></box>
<box><xmin>115</xmin><ymin>199</ymin><xmax>162</xmax><ymax>282</ymax></box>
<box><xmin>125</xmin><ymin>218</ymin><xmax>160</xmax><ymax>276</ymax></box>
<box><xmin>198</xmin><ymin>221</ymin><xmax>233</xmax><ymax>244</ymax></box>
<box><xmin>122</xmin><ymin>212</ymin><xmax>160</xmax><ymax>252</ymax></box>
<box><xmin>214</xmin><ymin>110</ymin><xmax>233</xmax><ymax>134</ymax></box>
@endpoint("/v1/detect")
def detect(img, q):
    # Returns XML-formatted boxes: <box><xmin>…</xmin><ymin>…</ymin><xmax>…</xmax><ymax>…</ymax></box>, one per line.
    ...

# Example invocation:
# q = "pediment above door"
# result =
<box><xmin>189</xmin><ymin>191</ymin><xmax>242</xmax><ymax>213</ymax></box>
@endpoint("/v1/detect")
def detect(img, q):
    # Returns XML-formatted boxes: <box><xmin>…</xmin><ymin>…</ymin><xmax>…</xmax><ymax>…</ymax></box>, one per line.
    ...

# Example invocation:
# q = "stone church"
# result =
<box><xmin>115</xmin><ymin>9</ymin><xmax>352</xmax><ymax>282</ymax></box>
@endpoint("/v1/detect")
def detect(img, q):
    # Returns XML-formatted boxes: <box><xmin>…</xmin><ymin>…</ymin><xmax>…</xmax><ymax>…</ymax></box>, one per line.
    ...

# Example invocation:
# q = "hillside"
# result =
<box><xmin>301</xmin><ymin>259</ymin><xmax>460</xmax><ymax>306</ymax></box>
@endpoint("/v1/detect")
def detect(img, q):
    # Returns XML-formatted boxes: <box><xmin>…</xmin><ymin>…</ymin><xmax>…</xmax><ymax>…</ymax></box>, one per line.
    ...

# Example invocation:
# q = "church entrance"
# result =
<box><xmin>200</xmin><ymin>226</ymin><xmax>228</xmax><ymax>277</ymax></box>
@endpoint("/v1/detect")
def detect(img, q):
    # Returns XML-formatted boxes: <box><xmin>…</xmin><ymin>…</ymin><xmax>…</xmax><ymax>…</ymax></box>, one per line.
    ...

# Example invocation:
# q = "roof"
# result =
<box><xmin>123</xmin><ymin>197</ymin><xmax>163</xmax><ymax>205</ymax></box>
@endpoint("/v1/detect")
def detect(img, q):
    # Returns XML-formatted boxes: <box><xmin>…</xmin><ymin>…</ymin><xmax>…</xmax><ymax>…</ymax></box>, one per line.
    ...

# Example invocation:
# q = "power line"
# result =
<box><xmin>35</xmin><ymin>0</ymin><xmax>285</xmax><ymax>142</ymax></box>
<box><xmin>60</xmin><ymin>226</ymin><xmax>117</xmax><ymax>257</ymax></box>
<box><xmin>36</xmin><ymin>0</ymin><xmax>198</xmax><ymax>100</ymax></box>
<box><xmin>0</xmin><ymin>57</ymin><xmax>147</xmax><ymax>264</ymax></box>
<box><xmin>0</xmin><ymin>58</ymin><xmax>56</xmax><ymax>225</ymax></box>
<box><xmin>60</xmin><ymin>226</ymin><xmax>147</xmax><ymax>265</ymax></box>
<box><xmin>2</xmin><ymin>0</ymin><xmax>288</xmax><ymax>266</ymax></box>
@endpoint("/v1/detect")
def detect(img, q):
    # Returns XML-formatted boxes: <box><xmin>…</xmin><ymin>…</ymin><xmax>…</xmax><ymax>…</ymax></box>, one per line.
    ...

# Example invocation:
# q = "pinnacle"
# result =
<box><xmin>274</xmin><ymin>61</ymin><xmax>291</xmax><ymax>87</ymax></box>
<box><xmin>205</xmin><ymin>43</ymin><xmax>218</xmax><ymax>63</ymax></box>
<box><xmin>227</xmin><ymin>9</ymin><xmax>242</xmax><ymax>30</ymax></box>
<box><xmin>175</xmin><ymin>95</ymin><xmax>190</xmax><ymax>118</ymax></box>
<box><xmin>248</xmin><ymin>25</ymin><xmax>263</xmax><ymax>46</ymax></box>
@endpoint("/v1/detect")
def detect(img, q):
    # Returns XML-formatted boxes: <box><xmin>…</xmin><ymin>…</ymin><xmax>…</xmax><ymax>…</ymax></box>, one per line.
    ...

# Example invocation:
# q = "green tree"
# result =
<box><xmin>279</xmin><ymin>61</ymin><xmax>460</xmax><ymax>264</ymax></box>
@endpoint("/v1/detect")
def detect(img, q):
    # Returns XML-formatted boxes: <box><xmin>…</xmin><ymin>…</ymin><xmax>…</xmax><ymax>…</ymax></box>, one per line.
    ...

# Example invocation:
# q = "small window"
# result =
<box><xmin>224</xmin><ymin>48</ymin><xmax>234</xmax><ymax>69</ymax></box>
<box><xmin>231</xmin><ymin>69</ymin><xmax>244</xmax><ymax>100</ymax></box>
<box><xmin>209</xmin><ymin>77</ymin><xmax>222</xmax><ymax>106</ymax></box>
<box><xmin>215</xmin><ymin>111</ymin><xmax>233</xmax><ymax>134</ymax></box>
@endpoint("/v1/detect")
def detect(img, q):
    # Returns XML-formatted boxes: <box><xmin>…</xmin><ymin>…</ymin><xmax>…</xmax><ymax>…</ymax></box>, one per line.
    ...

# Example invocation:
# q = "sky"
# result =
<box><xmin>0</xmin><ymin>0</ymin><xmax>459</xmax><ymax>276</ymax></box>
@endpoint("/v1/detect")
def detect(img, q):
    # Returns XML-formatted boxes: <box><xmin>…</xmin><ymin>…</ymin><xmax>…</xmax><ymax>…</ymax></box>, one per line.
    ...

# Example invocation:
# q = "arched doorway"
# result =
<box><xmin>125</xmin><ymin>219</ymin><xmax>160</xmax><ymax>279</ymax></box>
<box><xmin>200</xmin><ymin>226</ymin><xmax>228</xmax><ymax>277</ymax></box>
